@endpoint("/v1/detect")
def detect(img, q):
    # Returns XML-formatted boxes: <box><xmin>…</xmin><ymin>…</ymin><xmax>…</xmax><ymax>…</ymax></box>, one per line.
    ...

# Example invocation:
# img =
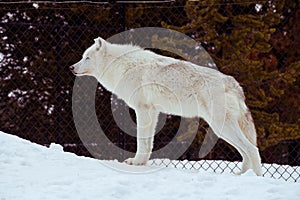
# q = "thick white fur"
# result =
<box><xmin>71</xmin><ymin>37</ymin><xmax>262</xmax><ymax>176</ymax></box>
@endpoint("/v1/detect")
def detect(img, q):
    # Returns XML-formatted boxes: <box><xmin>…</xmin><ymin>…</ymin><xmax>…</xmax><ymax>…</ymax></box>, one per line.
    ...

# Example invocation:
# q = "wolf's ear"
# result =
<box><xmin>94</xmin><ymin>37</ymin><xmax>102</xmax><ymax>51</ymax></box>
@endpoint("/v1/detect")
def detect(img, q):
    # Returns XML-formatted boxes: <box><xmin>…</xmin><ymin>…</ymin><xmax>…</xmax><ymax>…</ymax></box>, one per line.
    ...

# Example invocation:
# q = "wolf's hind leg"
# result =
<box><xmin>210</xmin><ymin>120</ymin><xmax>262</xmax><ymax>176</ymax></box>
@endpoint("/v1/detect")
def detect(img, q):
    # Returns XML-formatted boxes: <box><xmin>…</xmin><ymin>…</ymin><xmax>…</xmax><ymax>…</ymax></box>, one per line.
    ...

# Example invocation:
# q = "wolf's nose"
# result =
<box><xmin>69</xmin><ymin>66</ymin><xmax>74</xmax><ymax>71</ymax></box>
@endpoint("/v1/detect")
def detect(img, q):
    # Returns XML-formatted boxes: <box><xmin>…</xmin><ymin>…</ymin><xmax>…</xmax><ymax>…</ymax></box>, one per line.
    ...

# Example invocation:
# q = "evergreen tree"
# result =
<box><xmin>162</xmin><ymin>0</ymin><xmax>300</xmax><ymax>153</ymax></box>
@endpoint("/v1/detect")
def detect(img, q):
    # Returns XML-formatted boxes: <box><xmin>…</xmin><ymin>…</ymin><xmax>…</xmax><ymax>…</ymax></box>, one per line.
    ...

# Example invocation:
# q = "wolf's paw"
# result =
<box><xmin>235</xmin><ymin>168</ymin><xmax>262</xmax><ymax>176</ymax></box>
<box><xmin>235</xmin><ymin>170</ymin><xmax>243</xmax><ymax>176</ymax></box>
<box><xmin>124</xmin><ymin>157</ymin><xmax>148</xmax><ymax>166</ymax></box>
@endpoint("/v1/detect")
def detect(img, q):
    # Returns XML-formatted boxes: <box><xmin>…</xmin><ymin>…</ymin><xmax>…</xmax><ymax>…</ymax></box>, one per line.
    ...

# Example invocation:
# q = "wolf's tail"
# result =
<box><xmin>224</xmin><ymin>75</ymin><xmax>257</xmax><ymax>146</ymax></box>
<box><xmin>238</xmin><ymin>100</ymin><xmax>257</xmax><ymax>146</ymax></box>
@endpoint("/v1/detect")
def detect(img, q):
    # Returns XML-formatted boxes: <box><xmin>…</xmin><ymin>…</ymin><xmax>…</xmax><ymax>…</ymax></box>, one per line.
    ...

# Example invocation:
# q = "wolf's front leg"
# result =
<box><xmin>125</xmin><ymin>108</ymin><xmax>159</xmax><ymax>165</ymax></box>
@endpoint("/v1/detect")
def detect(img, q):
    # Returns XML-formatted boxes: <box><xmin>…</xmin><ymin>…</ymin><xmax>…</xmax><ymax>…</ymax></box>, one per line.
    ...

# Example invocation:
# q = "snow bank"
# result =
<box><xmin>0</xmin><ymin>131</ymin><xmax>299</xmax><ymax>200</ymax></box>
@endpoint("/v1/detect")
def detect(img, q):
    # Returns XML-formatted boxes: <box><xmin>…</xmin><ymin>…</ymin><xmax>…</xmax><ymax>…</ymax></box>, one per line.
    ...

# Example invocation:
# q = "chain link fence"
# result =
<box><xmin>0</xmin><ymin>1</ymin><xmax>299</xmax><ymax>182</ymax></box>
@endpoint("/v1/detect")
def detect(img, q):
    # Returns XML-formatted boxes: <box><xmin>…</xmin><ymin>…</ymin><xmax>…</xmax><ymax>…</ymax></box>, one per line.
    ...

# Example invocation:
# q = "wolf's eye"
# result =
<box><xmin>86</xmin><ymin>57</ymin><xmax>90</xmax><ymax>60</ymax></box>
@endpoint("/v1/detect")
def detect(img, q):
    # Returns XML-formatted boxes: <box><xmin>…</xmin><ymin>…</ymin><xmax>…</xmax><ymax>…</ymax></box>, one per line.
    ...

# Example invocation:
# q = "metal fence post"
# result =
<box><xmin>55</xmin><ymin>26</ymin><xmax>63</xmax><ymax>145</ymax></box>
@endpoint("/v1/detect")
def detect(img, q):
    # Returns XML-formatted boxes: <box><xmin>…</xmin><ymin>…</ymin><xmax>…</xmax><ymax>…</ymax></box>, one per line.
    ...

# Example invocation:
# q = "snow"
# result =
<box><xmin>0</xmin><ymin>52</ymin><xmax>3</xmax><ymax>62</ymax></box>
<box><xmin>32</xmin><ymin>3</ymin><xmax>39</xmax><ymax>9</ymax></box>
<box><xmin>0</xmin><ymin>131</ymin><xmax>299</xmax><ymax>200</ymax></box>
<box><xmin>255</xmin><ymin>4</ymin><xmax>263</xmax><ymax>12</ymax></box>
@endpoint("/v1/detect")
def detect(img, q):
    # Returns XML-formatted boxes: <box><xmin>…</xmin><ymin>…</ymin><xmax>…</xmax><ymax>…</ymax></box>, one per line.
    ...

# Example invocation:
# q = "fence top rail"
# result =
<box><xmin>0</xmin><ymin>0</ymin><xmax>268</xmax><ymax>5</ymax></box>
<box><xmin>0</xmin><ymin>0</ymin><xmax>174</xmax><ymax>4</ymax></box>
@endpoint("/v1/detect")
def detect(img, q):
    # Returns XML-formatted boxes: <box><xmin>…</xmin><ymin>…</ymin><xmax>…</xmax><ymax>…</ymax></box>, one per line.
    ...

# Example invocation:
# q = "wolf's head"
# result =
<box><xmin>69</xmin><ymin>37</ymin><xmax>105</xmax><ymax>77</ymax></box>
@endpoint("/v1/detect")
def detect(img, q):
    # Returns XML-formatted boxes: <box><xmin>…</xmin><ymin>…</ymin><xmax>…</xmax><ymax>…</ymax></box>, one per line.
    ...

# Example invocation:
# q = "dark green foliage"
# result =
<box><xmin>162</xmin><ymin>0</ymin><xmax>300</xmax><ymax>153</ymax></box>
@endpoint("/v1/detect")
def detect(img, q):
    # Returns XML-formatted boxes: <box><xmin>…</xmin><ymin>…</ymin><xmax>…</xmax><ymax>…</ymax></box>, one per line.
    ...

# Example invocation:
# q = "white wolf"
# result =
<box><xmin>70</xmin><ymin>37</ymin><xmax>262</xmax><ymax>176</ymax></box>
